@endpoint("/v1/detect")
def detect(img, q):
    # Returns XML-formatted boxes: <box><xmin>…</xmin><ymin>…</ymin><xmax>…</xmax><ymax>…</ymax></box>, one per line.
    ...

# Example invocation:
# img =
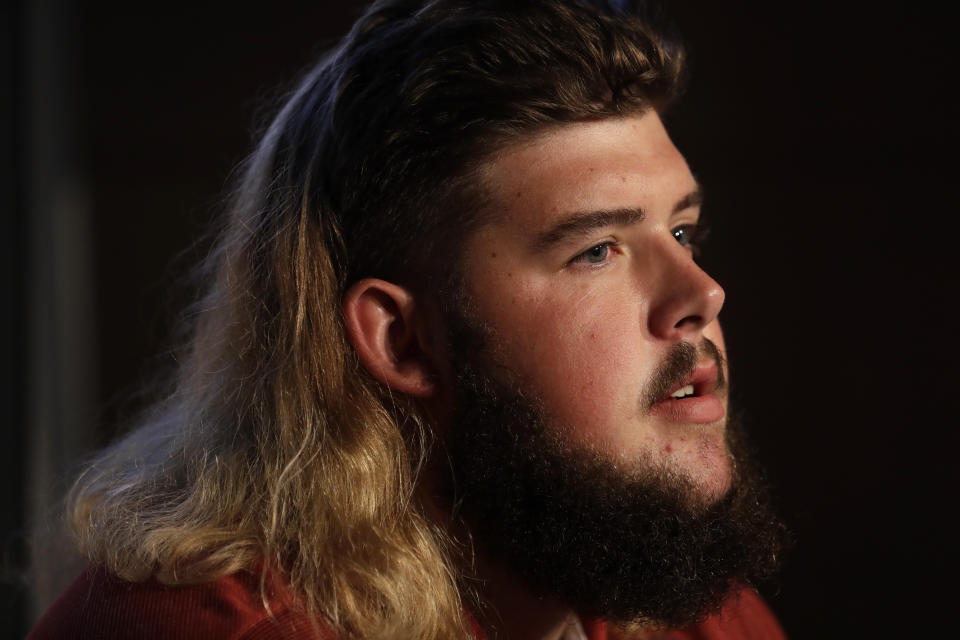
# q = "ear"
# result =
<box><xmin>342</xmin><ymin>278</ymin><xmax>442</xmax><ymax>397</ymax></box>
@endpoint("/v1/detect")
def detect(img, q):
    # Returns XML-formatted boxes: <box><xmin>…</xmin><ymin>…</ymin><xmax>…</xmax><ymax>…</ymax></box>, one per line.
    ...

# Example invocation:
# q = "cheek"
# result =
<box><xmin>488</xmin><ymin>281</ymin><xmax>645</xmax><ymax>437</ymax></box>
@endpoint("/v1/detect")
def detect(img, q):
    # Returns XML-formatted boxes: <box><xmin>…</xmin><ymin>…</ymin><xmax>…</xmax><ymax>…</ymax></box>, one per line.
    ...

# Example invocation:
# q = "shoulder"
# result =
<box><xmin>606</xmin><ymin>587</ymin><xmax>786</xmax><ymax>640</ymax></box>
<box><xmin>667</xmin><ymin>587</ymin><xmax>787</xmax><ymax>640</ymax></box>
<box><xmin>27</xmin><ymin>566</ymin><xmax>333</xmax><ymax>640</ymax></box>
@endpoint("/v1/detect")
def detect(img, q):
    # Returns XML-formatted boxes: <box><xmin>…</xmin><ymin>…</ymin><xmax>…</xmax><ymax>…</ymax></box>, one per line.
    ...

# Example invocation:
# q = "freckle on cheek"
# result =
<box><xmin>490</xmin><ymin>252</ymin><xmax>497</xmax><ymax>258</ymax></box>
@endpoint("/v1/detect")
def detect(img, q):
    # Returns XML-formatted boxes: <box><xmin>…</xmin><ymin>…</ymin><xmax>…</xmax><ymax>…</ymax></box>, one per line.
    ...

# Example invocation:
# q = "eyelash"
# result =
<box><xmin>673</xmin><ymin>222</ymin><xmax>711</xmax><ymax>257</ymax></box>
<box><xmin>568</xmin><ymin>222</ymin><xmax>711</xmax><ymax>267</ymax></box>
<box><xmin>569</xmin><ymin>241</ymin><xmax>619</xmax><ymax>267</ymax></box>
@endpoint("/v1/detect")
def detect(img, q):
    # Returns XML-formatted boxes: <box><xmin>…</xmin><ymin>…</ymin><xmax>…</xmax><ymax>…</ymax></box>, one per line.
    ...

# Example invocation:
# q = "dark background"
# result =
<box><xmin>3</xmin><ymin>1</ymin><xmax>956</xmax><ymax>637</ymax></box>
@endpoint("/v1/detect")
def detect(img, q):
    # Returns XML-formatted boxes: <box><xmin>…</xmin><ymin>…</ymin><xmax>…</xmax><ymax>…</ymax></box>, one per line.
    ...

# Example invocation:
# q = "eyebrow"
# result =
<box><xmin>531</xmin><ymin>187</ymin><xmax>704</xmax><ymax>253</ymax></box>
<box><xmin>673</xmin><ymin>188</ymin><xmax>703</xmax><ymax>214</ymax></box>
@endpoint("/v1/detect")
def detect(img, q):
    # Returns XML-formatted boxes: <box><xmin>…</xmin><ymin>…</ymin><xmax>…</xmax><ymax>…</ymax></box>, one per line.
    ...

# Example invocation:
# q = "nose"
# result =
<box><xmin>646</xmin><ymin>239</ymin><xmax>725</xmax><ymax>341</ymax></box>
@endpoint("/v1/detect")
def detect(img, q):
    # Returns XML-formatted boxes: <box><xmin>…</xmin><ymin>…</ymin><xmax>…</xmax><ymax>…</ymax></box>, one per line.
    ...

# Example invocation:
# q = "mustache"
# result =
<box><xmin>641</xmin><ymin>338</ymin><xmax>727</xmax><ymax>412</ymax></box>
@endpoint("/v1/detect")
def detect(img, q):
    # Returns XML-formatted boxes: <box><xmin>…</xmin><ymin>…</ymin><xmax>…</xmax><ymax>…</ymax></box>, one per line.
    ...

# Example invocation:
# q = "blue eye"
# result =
<box><xmin>672</xmin><ymin>224</ymin><xmax>696</xmax><ymax>247</ymax></box>
<box><xmin>572</xmin><ymin>243</ymin><xmax>611</xmax><ymax>265</ymax></box>
<box><xmin>672</xmin><ymin>223</ymin><xmax>708</xmax><ymax>255</ymax></box>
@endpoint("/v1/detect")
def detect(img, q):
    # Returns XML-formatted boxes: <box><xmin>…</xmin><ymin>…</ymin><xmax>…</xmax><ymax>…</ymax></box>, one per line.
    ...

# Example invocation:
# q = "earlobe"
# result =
<box><xmin>342</xmin><ymin>279</ymin><xmax>439</xmax><ymax>397</ymax></box>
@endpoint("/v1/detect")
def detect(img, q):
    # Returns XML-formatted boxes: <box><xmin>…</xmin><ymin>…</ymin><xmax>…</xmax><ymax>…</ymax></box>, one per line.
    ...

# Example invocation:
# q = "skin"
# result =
<box><xmin>452</xmin><ymin>111</ymin><xmax>730</xmax><ymax>639</ymax></box>
<box><xmin>460</xmin><ymin>110</ymin><xmax>730</xmax><ymax>501</ymax></box>
<box><xmin>344</xmin><ymin>109</ymin><xmax>733</xmax><ymax>640</ymax></box>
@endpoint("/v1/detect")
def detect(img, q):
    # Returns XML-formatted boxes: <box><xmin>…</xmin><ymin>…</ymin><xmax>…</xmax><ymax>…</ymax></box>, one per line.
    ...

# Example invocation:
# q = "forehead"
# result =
<box><xmin>478</xmin><ymin>112</ymin><xmax>695</xmax><ymax>231</ymax></box>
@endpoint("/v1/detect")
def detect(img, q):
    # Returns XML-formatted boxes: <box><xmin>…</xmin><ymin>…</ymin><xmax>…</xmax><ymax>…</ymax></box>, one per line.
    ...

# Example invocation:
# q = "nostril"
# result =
<box><xmin>674</xmin><ymin>314</ymin><xmax>703</xmax><ymax>330</ymax></box>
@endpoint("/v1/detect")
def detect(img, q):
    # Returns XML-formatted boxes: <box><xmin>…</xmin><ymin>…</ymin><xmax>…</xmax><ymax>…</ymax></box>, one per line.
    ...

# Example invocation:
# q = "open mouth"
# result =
<box><xmin>650</xmin><ymin>361</ymin><xmax>725</xmax><ymax>423</ymax></box>
<box><xmin>658</xmin><ymin>362</ymin><xmax>718</xmax><ymax>403</ymax></box>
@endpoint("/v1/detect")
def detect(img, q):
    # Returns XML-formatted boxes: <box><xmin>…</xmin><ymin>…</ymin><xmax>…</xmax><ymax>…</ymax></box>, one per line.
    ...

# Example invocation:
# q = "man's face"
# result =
<box><xmin>460</xmin><ymin>111</ymin><xmax>730</xmax><ymax>501</ymax></box>
<box><xmin>439</xmin><ymin>112</ymin><xmax>782</xmax><ymax>626</ymax></box>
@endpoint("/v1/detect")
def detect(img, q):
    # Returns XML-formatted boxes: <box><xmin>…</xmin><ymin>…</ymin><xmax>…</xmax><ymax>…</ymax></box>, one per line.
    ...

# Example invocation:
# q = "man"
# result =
<box><xmin>30</xmin><ymin>1</ymin><xmax>785</xmax><ymax>638</ymax></box>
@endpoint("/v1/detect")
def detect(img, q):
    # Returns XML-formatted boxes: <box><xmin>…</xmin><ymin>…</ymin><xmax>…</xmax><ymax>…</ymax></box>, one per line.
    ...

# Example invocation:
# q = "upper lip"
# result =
<box><xmin>659</xmin><ymin>361</ymin><xmax>719</xmax><ymax>402</ymax></box>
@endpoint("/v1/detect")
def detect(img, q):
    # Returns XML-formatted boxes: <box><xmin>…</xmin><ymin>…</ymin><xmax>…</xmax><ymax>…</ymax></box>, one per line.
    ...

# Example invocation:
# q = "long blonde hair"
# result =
<box><xmin>69</xmin><ymin>136</ymin><xmax>468</xmax><ymax>638</ymax></box>
<box><xmin>68</xmin><ymin>1</ymin><xmax>682</xmax><ymax>637</ymax></box>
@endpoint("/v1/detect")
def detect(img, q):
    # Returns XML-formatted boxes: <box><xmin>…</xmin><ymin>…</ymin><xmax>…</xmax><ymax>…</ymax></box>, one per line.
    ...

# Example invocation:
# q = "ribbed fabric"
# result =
<box><xmin>657</xmin><ymin>588</ymin><xmax>786</xmax><ymax>640</ymax></box>
<box><xmin>29</xmin><ymin>567</ymin><xmax>784</xmax><ymax>639</ymax></box>
<box><xmin>27</xmin><ymin>566</ymin><xmax>326</xmax><ymax>640</ymax></box>
<box><xmin>603</xmin><ymin>588</ymin><xmax>787</xmax><ymax>640</ymax></box>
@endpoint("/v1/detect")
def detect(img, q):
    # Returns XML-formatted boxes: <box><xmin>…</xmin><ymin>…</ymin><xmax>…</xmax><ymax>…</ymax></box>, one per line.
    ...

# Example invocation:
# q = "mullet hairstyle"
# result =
<box><xmin>69</xmin><ymin>1</ymin><xmax>684</xmax><ymax>637</ymax></box>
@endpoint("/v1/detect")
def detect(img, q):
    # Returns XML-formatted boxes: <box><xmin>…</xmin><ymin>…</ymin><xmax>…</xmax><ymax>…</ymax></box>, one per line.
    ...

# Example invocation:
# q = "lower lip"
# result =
<box><xmin>649</xmin><ymin>394</ymin><xmax>725</xmax><ymax>423</ymax></box>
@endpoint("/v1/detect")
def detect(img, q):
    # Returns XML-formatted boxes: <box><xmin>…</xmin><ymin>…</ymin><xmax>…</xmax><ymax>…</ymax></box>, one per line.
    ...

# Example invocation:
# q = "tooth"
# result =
<box><xmin>670</xmin><ymin>384</ymin><xmax>694</xmax><ymax>399</ymax></box>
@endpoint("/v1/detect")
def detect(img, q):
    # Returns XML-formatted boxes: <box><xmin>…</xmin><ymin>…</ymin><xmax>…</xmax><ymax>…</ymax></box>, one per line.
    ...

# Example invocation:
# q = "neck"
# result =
<box><xmin>473</xmin><ymin>557</ymin><xmax>584</xmax><ymax>640</ymax></box>
<box><xmin>418</xmin><ymin>459</ymin><xmax>590</xmax><ymax>639</ymax></box>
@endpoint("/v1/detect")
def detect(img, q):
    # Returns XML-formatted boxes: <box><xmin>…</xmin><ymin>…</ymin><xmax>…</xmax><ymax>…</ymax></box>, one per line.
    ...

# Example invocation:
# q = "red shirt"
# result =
<box><xmin>28</xmin><ymin>567</ymin><xmax>785</xmax><ymax>639</ymax></box>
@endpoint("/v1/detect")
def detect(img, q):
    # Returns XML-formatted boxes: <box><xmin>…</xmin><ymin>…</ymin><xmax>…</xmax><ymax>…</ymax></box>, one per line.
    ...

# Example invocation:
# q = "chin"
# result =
<box><xmin>659</xmin><ymin>425</ymin><xmax>733</xmax><ymax>506</ymax></box>
<box><xmin>689</xmin><ymin>463</ymin><xmax>734</xmax><ymax>507</ymax></box>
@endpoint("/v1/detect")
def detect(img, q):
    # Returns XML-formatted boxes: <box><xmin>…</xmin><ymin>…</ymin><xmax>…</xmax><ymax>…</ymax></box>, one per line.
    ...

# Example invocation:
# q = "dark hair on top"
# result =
<box><xmin>262</xmin><ymin>0</ymin><xmax>684</xmax><ymax>289</ymax></box>
<box><xmin>68</xmin><ymin>2</ymin><xmax>685</xmax><ymax>638</ymax></box>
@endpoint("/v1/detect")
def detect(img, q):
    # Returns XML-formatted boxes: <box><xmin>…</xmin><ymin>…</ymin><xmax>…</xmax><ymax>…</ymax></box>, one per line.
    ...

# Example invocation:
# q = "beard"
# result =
<box><xmin>442</xmin><ymin>316</ymin><xmax>785</xmax><ymax>629</ymax></box>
